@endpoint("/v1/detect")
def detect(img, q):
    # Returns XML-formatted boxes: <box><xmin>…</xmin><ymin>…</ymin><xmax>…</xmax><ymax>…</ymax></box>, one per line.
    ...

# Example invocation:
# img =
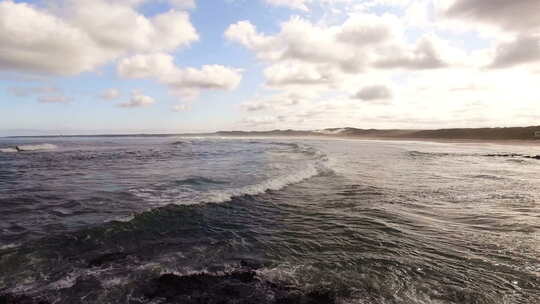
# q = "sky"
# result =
<box><xmin>0</xmin><ymin>0</ymin><xmax>539</xmax><ymax>135</ymax></box>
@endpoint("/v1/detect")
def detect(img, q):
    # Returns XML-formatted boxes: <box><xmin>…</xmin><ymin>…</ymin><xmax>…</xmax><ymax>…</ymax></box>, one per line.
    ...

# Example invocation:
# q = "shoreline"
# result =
<box><xmin>333</xmin><ymin>136</ymin><xmax>540</xmax><ymax>146</ymax></box>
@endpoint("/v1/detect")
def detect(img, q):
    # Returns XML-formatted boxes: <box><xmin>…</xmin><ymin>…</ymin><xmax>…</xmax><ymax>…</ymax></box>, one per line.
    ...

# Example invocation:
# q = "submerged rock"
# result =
<box><xmin>0</xmin><ymin>293</ymin><xmax>49</xmax><ymax>304</ymax></box>
<box><xmin>142</xmin><ymin>270</ymin><xmax>337</xmax><ymax>304</ymax></box>
<box><xmin>484</xmin><ymin>153</ymin><xmax>540</xmax><ymax>160</ymax></box>
<box><xmin>484</xmin><ymin>153</ymin><xmax>522</xmax><ymax>157</ymax></box>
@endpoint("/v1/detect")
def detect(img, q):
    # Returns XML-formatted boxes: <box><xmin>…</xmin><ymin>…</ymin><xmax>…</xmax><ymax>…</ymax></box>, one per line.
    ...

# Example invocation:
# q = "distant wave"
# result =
<box><xmin>0</xmin><ymin>144</ymin><xmax>57</xmax><ymax>152</ymax></box>
<box><xmin>0</xmin><ymin>148</ymin><xmax>18</xmax><ymax>153</ymax></box>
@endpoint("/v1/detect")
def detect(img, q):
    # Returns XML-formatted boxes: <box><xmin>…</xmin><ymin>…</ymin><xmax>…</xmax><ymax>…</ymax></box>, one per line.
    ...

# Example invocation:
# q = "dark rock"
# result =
<box><xmin>484</xmin><ymin>153</ymin><xmax>522</xmax><ymax>157</ymax></box>
<box><xmin>143</xmin><ymin>271</ymin><xmax>337</xmax><ymax>304</ymax></box>
<box><xmin>0</xmin><ymin>293</ymin><xmax>49</xmax><ymax>304</ymax></box>
<box><xmin>240</xmin><ymin>259</ymin><xmax>264</xmax><ymax>270</ymax></box>
<box><xmin>304</xmin><ymin>290</ymin><xmax>336</xmax><ymax>304</ymax></box>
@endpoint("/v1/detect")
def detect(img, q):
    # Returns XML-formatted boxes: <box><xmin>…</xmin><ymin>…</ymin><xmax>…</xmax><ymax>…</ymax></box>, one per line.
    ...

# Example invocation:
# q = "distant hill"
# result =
<box><xmin>403</xmin><ymin>126</ymin><xmax>540</xmax><ymax>140</ymax></box>
<box><xmin>216</xmin><ymin>126</ymin><xmax>540</xmax><ymax>141</ymax></box>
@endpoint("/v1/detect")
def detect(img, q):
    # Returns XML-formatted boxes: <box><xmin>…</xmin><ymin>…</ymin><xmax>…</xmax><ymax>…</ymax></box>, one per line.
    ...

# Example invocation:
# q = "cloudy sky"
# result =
<box><xmin>1</xmin><ymin>0</ymin><xmax>539</xmax><ymax>135</ymax></box>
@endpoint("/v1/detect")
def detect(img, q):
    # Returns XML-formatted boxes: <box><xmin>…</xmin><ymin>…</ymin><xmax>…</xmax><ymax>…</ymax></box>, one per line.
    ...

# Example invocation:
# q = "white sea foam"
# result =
<box><xmin>15</xmin><ymin>143</ymin><xmax>57</xmax><ymax>151</ymax></box>
<box><xmin>1</xmin><ymin>144</ymin><xmax>58</xmax><ymax>152</ymax></box>
<box><xmin>205</xmin><ymin>163</ymin><xmax>321</xmax><ymax>203</ymax></box>
<box><xmin>0</xmin><ymin>243</ymin><xmax>20</xmax><ymax>250</ymax></box>
<box><xmin>130</xmin><ymin>163</ymin><xmax>323</xmax><ymax>206</ymax></box>
<box><xmin>0</xmin><ymin>148</ymin><xmax>18</xmax><ymax>153</ymax></box>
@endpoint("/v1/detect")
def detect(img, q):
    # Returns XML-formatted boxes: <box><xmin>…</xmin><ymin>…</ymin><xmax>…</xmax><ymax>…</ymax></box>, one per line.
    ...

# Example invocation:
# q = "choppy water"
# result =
<box><xmin>0</xmin><ymin>137</ymin><xmax>538</xmax><ymax>303</ymax></box>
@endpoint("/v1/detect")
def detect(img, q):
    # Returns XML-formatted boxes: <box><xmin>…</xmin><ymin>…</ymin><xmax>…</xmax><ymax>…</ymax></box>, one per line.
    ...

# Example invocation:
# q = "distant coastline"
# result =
<box><xmin>3</xmin><ymin>126</ymin><xmax>540</xmax><ymax>143</ymax></box>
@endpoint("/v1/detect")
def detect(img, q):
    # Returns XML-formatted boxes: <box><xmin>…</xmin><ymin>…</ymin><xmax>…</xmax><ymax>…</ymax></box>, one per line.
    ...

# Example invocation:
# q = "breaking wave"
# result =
<box><xmin>0</xmin><ymin>143</ymin><xmax>57</xmax><ymax>152</ymax></box>
<box><xmin>204</xmin><ymin>163</ymin><xmax>326</xmax><ymax>203</ymax></box>
<box><xmin>130</xmin><ymin>143</ymin><xmax>331</xmax><ymax>206</ymax></box>
<box><xmin>0</xmin><ymin>148</ymin><xmax>18</xmax><ymax>153</ymax></box>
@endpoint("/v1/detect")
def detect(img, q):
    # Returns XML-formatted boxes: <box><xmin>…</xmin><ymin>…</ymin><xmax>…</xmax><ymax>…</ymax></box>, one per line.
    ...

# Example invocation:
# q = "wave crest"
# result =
<box><xmin>0</xmin><ymin>144</ymin><xmax>58</xmax><ymax>152</ymax></box>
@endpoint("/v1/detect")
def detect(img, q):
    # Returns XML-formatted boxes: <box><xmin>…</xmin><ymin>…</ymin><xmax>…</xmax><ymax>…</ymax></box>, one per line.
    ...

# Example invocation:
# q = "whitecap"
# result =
<box><xmin>0</xmin><ymin>148</ymin><xmax>18</xmax><ymax>153</ymax></box>
<box><xmin>15</xmin><ymin>143</ymin><xmax>57</xmax><ymax>151</ymax></box>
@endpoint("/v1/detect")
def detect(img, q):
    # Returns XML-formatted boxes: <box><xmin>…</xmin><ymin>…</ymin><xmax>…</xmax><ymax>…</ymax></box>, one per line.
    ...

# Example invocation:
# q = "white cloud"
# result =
<box><xmin>225</xmin><ymin>21</ymin><xmax>278</xmax><ymax>61</ymax></box>
<box><xmin>264</xmin><ymin>62</ymin><xmax>338</xmax><ymax>86</ymax></box>
<box><xmin>118</xmin><ymin>92</ymin><xmax>156</xmax><ymax>108</ymax></box>
<box><xmin>100</xmin><ymin>88</ymin><xmax>121</xmax><ymax>100</ymax></box>
<box><xmin>117</xmin><ymin>53</ymin><xmax>176</xmax><ymax>79</ymax></box>
<box><xmin>226</xmin><ymin>14</ymin><xmax>461</xmax><ymax>90</ymax></box>
<box><xmin>118</xmin><ymin>53</ymin><xmax>243</xmax><ymax>98</ymax></box>
<box><xmin>373</xmin><ymin>35</ymin><xmax>448</xmax><ymax>70</ymax></box>
<box><xmin>0</xmin><ymin>0</ymin><xmax>198</xmax><ymax>75</ymax></box>
<box><xmin>264</xmin><ymin>0</ymin><xmax>352</xmax><ymax>12</ymax></box>
<box><xmin>265</xmin><ymin>0</ymin><xmax>310</xmax><ymax>11</ymax></box>
<box><xmin>225</xmin><ymin>3</ymin><xmax>540</xmax><ymax>130</ymax></box>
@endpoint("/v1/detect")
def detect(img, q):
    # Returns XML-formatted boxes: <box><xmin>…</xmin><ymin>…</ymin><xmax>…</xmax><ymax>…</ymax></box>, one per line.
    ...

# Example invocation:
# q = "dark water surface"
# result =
<box><xmin>0</xmin><ymin>137</ymin><xmax>538</xmax><ymax>303</ymax></box>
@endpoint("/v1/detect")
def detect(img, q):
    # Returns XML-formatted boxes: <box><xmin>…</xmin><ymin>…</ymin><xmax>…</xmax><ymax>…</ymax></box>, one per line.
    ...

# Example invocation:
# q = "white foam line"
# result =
<box><xmin>205</xmin><ymin>164</ymin><xmax>321</xmax><ymax>203</ymax></box>
<box><xmin>1</xmin><ymin>144</ymin><xmax>58</xmax><ymax>152</ymax></box>
<box><xmin>0</xmin><ymin>148</ymin><xmax>18</xmax><ymax>153</ymax></box>
<box><xmin>17</xmin><ymin>144</ymin><xmax>57</xmax><ymax>151</ymax></box>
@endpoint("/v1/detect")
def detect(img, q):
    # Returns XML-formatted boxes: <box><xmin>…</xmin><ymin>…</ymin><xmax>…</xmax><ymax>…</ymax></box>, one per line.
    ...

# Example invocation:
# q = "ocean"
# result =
<box><xmin>0</xmin><ymin>137</ymin><xmax>538</xmax><ymax>303</ymax></box>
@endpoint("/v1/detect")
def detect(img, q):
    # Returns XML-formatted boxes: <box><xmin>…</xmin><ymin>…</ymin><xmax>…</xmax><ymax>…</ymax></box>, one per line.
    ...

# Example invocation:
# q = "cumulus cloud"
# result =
<box><xmin>226</xmin><ymin>1</ymin><xmax>540</xmax><ymax>130</ymax></box>
<box><xmin>226</xmin><ymin>14</ymin><xmax>458</xmax><ymax>88</ymax></box>
<box><xmin>118</xmin><ymin>53</ymin><xmax>243</xmax><ymax>97</ymax></box>
<box><xmin>444</xmin><ymin>0</ymin><xmax>540</xmax><ymax>32</ymax></box>
<box><xmin>264</xmin><ymin>62</ymin><xmax>338</xmax><ymax>86</ymax></box>
<box><xmin>489</xmin><ymin>35</ymin><xmax>540</xmax><ymax>68</ymax></box>
<box><xmin>117</xmin><ymin>53</ymin><xmax>176</xmax><ymax>78</ymax></box>
<box><xmin>118</xmin><ymin>92</ymin><xmax>156</xmax><ymax>108</ymax></box>
<box><xmin>353</xmin><ymin>85</ymin><xmax>392</xmax><ymax>102</ymax></box>
<box><xmin>0</xmin><ymin>0</ymin><xmax>198</xmax><ymax>75</ymax></box>
<box><xmin>99</xmin><ymin>88</ymin><xmax>121</xmax><ymax>100</ymax></box>
<box><xmin>374</xmin><ymin>35</ymin><xmax>448</xmax><ymax>70</ymax></box>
